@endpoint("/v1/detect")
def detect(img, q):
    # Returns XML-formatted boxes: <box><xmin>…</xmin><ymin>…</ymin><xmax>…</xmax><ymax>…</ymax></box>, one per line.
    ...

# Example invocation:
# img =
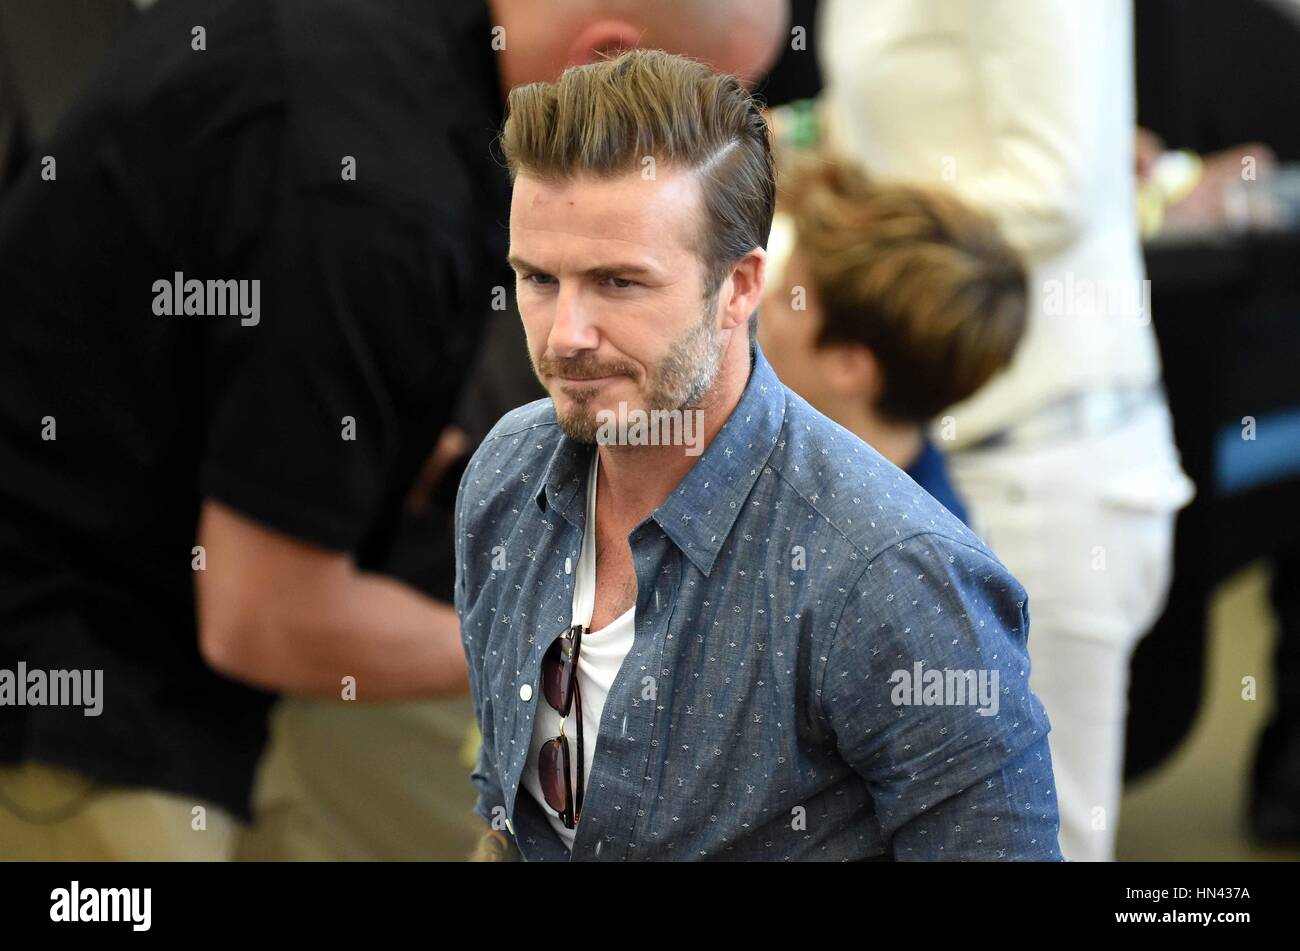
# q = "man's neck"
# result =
<box><xmin>595</xmin><ymin>333</ymin><xmax>753</xmax><ymax>532</ymax></box>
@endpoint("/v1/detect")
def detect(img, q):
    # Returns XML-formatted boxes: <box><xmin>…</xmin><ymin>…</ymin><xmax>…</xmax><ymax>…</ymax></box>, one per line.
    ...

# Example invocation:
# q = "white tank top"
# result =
<box><xmin>520</xmin><ymin>449</ymin><xmax>636</xmax><ymax>850</ymax></box>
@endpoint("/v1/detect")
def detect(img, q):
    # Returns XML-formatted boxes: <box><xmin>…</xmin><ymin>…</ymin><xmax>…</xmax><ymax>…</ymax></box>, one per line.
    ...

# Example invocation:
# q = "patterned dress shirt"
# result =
<box><xmin>454</xmin><ymin>341</ymin><xmax>1062</xmax><ymax>861</ymax></box>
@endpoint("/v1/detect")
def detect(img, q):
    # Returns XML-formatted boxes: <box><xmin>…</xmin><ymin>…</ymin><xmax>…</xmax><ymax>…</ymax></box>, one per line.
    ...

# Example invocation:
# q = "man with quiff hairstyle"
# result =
<box><xmin>457</xmin><ymin>49</ymin><xmax>1061</xmax><ymax>862</ymax></box>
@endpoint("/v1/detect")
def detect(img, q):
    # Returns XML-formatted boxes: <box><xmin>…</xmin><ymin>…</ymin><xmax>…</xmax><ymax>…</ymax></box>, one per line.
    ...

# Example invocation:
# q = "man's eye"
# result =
<box><xmin>524</xmin><ymin>273</ymin><xmax>555</xmax><ymax>287</ymax></box>
<box><xmin>604</xmin><ymin>276</ymin><xmax>637</xmax><ymax>289</ymax></box>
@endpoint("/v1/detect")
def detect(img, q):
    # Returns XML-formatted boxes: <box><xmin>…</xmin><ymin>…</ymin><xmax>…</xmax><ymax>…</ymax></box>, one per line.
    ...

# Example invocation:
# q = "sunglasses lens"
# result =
<box><xmin>542</xmin><ymin>632</ymin><xmax>576</xmax><ymax>713</ymax></box>
<box><xmin>539</xmin><ymin>737</ymin><xmax>571</xmax><ymax>816</ymax></box>
<box><xmin>541</xmin><ymin>639</ymin><xmax>565</xmax><ymax>711</ymax></box>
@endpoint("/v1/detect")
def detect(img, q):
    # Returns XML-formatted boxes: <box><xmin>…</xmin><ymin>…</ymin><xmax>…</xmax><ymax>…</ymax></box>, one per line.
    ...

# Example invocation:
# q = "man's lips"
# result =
<box><xmin>554</xmin><ymin>373</ymin><xmax>623</xmax><ymax>385</ymax></box>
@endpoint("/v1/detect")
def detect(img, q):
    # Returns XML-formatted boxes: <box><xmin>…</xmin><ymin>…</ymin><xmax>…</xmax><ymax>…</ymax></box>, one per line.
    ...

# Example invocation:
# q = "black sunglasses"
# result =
<box><xmin>538</xmin><ymin>624</ymin><xmax>586</xmax><ymax>828</ymax></box>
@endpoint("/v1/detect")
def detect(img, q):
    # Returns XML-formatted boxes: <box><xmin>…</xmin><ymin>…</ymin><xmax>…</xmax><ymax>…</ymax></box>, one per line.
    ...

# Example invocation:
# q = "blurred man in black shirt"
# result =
<box><xmin>0</xmin><ymin>0</ymin><xmax>785</xmax><ymax>858</ymax></box>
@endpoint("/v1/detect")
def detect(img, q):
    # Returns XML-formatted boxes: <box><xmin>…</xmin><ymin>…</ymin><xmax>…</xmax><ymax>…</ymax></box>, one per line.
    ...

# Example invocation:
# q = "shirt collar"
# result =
<box><xmin>533</xmin><ymin>340</ymin><xmax>787</xmax><ymax>577</ymax></box>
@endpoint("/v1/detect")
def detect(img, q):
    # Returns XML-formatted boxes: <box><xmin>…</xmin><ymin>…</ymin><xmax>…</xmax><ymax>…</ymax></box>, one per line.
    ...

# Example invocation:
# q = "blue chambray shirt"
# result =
<box><xmin>454</xmin><ymin>341</ymin><xmax>1061</xmax><ymax>861</ymax></box>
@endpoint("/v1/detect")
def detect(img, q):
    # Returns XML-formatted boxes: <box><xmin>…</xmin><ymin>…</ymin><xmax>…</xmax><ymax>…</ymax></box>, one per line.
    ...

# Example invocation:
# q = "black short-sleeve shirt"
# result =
<box><xmin>0</xmin><ymin>0</ymin><xmax>510</xmax><ymax>819</ymax></box>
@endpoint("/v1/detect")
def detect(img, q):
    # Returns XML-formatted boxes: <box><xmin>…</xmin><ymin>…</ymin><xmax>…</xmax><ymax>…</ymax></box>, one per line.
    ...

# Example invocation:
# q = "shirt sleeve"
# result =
<box><xmin>888</xmin><ymin>735</ymin><xmax>1061</xmax><ymax>860</ymax></box>
<box><xmin>454</xmin><ymin>442</ymin><xmax>509</xmax><ymax>831</ymax></box>
<box><xmin>820</xmin><ymin>531</ymin><xmax>1062</xmax><ymax>860</ymax></box>
<box><xmin>199</xmin><ymin>192</ymin><xmax>460</xmax><ymax>553</ymax></box>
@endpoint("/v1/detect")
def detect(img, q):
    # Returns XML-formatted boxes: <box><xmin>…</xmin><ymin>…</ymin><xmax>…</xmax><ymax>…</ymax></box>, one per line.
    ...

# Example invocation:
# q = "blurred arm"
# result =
<box><xmin>819</xmin><ymin>0</ymin><xmax>1123</xmax><ymax>257</ymax></box>
<box><xmin>195</xmin><ymin>499</ymin><xmax>469</xmax><ymax>700</ymax></box>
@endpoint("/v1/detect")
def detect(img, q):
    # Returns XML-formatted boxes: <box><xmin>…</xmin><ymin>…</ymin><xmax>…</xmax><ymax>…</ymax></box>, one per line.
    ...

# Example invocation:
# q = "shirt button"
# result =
<box><xmin>565</xmin><ymin>557</ymin><xmax>572</xmax><ymax>575</ymax></box>
<box><xmin>519</xmin><ymin>684</ymin><xmax>533</xmax><ymax>702</ymax></box>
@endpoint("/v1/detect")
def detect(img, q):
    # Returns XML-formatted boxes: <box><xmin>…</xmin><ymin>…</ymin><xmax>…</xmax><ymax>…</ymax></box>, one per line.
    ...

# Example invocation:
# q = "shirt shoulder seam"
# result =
<box><xmin>767</xmin><ymin>463</ymin><xmax>981</xmax><ymax>567</ymax></box>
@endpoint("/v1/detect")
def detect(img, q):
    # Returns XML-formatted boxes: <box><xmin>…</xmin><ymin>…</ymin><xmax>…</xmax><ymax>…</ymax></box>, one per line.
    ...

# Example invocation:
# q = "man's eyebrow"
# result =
<box><xmin>506</xmin><ymin>255</ymin><xmax>662</xmax><ymax>279</ymax></box>
<box><xmin>586</xmin><ymin>263</ymin><xmax>660</xmax><ymax>279</ymax></box>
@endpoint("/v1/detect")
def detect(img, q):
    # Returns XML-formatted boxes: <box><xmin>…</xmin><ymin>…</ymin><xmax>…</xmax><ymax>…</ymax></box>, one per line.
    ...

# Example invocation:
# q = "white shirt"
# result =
<box><xmin>520</xmin><ymin>450</ymin><xmax>636</xmax><ymax>850</ymax></box>
<box><xmin>818</xmin><ymin>0</ymin><xmax>1163</xmax><ymax>447</ymax></box>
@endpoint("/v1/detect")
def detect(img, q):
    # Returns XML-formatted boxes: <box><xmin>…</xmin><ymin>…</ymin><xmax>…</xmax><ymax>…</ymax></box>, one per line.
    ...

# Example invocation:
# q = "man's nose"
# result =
<box><xmin>547</xmin><ymin>284</ymin><xmax>599</xmax><ymax>354</ymax></box>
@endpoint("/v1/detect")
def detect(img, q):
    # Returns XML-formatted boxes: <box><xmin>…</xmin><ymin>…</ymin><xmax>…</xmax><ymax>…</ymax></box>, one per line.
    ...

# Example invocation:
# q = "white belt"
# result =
<box><xmin>966</xmin><ymin>383</ymin><xmax>1164</xmax><ymax>451</ymax></box>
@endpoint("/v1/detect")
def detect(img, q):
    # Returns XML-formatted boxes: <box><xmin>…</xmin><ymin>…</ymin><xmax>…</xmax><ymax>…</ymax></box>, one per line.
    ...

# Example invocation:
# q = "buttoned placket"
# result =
<box><xmin>502</xmin><ymin>476</ymin><xmax>586</xmax><ymax>858</ymax></box>
<box><xmin>504</xmin><ymin>475</ymin><xmax>688</xmax><ymax>861</ymax></box>
<box><xmin>499</xmin><ymin>349</ymin><xmax>779</xmax><ymax>859</ymax></box>
<box><xmin>565</xmin><ymin>522</ymin><xmax>683</xmax><ymax>861</ymax></box>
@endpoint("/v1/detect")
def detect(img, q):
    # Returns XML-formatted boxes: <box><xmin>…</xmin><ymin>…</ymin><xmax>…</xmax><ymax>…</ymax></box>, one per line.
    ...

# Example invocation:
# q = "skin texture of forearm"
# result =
<box><xmin>271</xmin><ymin>574</ymin><xmax>471</xmax><ymax>701</ymax></box>
<box><xmin>196</xmin><ymin>500</ymin><xmax>470</xmax><ymax>700</ymax></box>
<box><xmin>216</xmin><ymin>575</ymin><xmax>470</xmax><ymax>701</ymax></box>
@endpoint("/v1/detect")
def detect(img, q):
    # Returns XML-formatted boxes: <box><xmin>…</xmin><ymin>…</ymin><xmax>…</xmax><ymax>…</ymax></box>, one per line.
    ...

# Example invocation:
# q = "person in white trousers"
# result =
<box><xmin>818</xmin><ymin>0</ymin><xmax>1196</xmax><ymax>861</ymax></box>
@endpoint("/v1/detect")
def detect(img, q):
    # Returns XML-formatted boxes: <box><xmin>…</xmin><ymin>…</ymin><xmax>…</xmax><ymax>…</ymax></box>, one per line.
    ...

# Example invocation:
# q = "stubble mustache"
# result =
<box><xmin>538</xmin><ymin>354</ymin><xmax>638</xmax><ymax>383</ymax></box>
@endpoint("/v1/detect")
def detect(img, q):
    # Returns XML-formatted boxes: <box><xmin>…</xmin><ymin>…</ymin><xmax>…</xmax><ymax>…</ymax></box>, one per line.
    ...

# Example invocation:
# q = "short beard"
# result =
<box><xmin>547</xmin><ymin>292</ymin><xmax>723</xmax><ymax>445</ymax></box>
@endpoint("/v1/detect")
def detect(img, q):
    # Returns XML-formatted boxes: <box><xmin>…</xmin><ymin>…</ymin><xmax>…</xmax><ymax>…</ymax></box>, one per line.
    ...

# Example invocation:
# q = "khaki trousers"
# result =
<box><xmin>235</xmin><ymin>697</ymin><xmax>482</xmax><ymax>861</ymax></box>
<box><xmin>0</xmin><ymin>760</ymin><xmax>239</xmax><ymax>860</ymax></box>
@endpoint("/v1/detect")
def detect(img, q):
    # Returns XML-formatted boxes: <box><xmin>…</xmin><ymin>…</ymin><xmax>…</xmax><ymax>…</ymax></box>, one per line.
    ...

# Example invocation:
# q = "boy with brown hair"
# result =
<box><xmin>761</xmin><ymin>154</ymin><xmax>1028</xmax><ymax>523</ymax></box>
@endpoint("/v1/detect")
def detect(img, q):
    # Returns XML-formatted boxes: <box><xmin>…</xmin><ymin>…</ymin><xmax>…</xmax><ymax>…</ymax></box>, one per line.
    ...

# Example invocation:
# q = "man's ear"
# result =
<box><xmin>564</xmin><ymin>19</ymin><xmax>640</xmax><ymax>67</ymax></box>
<box><xmin>721</xmin><ymin>248</ymin><xmax>766</xmax><ymax>332</ymax></box>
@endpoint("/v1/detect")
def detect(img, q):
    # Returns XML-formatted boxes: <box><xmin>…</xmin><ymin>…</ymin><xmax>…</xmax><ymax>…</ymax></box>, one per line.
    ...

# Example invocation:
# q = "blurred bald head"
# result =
<box><xmin>488</xmin><ymin>0</ymin><xmax>788</xmax><ymax>93</ymax></box>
